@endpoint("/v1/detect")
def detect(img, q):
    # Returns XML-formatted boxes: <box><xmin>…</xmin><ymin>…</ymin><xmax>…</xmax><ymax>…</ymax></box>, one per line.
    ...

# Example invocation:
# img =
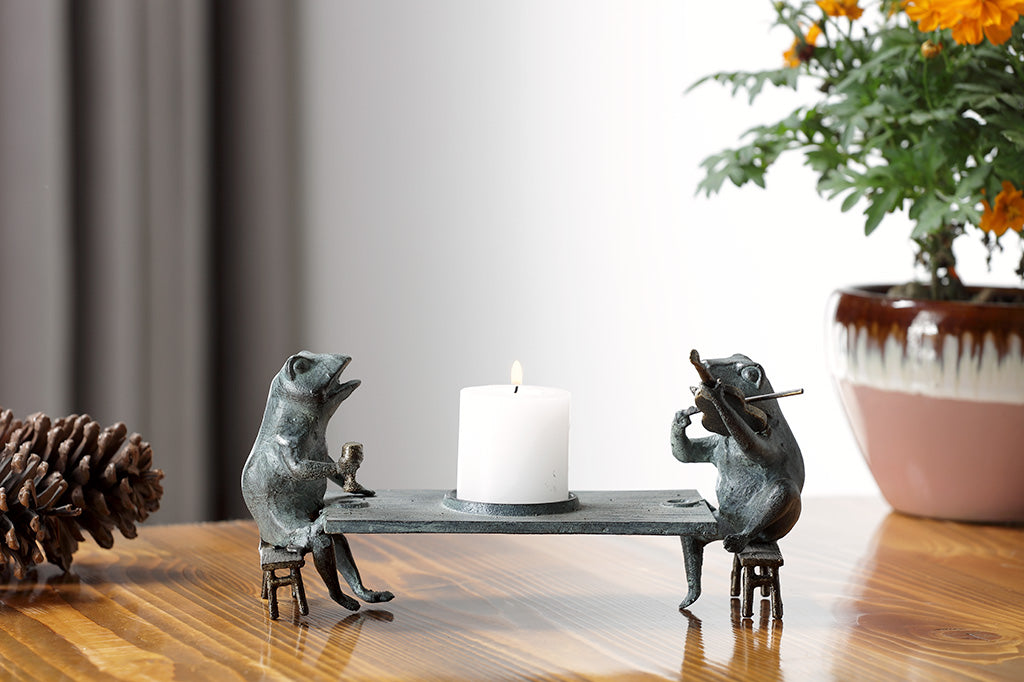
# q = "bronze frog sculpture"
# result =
<box><xmin>671</xmin><ymin>350</ymin><xmax>804</xmax><ymax>609</ymax></box>
<box><xmin>242</xmin><ymin>351</ymin><xmax>393</xmax><ymax>611</ymax></box>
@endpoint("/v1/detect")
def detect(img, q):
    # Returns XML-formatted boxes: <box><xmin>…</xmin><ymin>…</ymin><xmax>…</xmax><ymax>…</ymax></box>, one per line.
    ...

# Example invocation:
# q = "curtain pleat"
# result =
<box><xmin>209</xmin><ymin>0</ymin><xmax>302</xmax><ymax>520</ymax></box>
<box><xmin>0</xmin><ymin>0</ymin><xmax>72</xmax><ymax>421</ymax></box>
<box><xmin>0</xmin><ymin>0</ymin><xmax>300</xmax><ymax>522</ymax></box>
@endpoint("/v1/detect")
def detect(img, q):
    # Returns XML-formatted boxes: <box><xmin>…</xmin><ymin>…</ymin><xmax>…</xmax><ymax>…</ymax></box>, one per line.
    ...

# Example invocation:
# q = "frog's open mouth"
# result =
<box><xmin>325</xmin><ymin>356</ymin><xmax>361</xmax><ymax>400</ymax></box>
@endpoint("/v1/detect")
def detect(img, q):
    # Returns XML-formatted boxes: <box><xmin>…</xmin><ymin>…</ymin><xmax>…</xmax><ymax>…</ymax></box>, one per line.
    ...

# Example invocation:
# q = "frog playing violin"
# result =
<box><xmin>671</xmin><ymin>349</ymin><xmax>804</xmax><ymax>610</ymax></box>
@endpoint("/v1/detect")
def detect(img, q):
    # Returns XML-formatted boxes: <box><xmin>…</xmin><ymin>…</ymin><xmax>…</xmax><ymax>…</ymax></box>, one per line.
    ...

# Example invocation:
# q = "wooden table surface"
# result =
<box><xmin>1</xmin><ymin>497</ymin><xmax>1021</xmax><ymax>681</ymax></box>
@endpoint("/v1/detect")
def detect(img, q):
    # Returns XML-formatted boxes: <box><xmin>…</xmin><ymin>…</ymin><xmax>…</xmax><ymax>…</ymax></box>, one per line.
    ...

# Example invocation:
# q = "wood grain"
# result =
<box><xmin>0</xmin><ymin>498</ymin><xmax>1021</xmax><ymax>681</ymax></box>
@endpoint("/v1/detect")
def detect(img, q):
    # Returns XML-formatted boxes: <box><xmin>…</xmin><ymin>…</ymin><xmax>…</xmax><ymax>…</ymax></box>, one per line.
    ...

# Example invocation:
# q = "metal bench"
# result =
<box><xmin>322</xmin><ymin>489</ymin><xmax>719</xmax><ymax>611</ymax></box>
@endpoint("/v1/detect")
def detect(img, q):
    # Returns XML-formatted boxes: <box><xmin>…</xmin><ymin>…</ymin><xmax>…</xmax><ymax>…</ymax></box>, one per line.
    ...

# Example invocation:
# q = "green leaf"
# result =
<box><xmin>907</xmin><ymin>108</ymin><xmax>957</xmax><ymax>126</ymax></box>
<box><xmin>908</xmin><ymin>193</ymin><xmax>948</xmax><ymax>236</ymax></box>
<box><xmin>864</xmin><ymin>187</ymin><xmax>902</xmax><ymax>235</ymax></box>
<box><xmin>840</xmin><ymin>189</ymin><xmax>864</xmax><ymax>213</ymax></box>
<box><xmin>959</xmin><ymin>165</ymin><xmax>990</xmax><ymax>196</ymax></box>
<box><xmin>996</xmin><ymin>92</ymin><xmax>1024</xmax><ymax>109</ymax></box>
<box><xmin>816</xmin><ymin>169</ymin><xmax>856</xmax><ymax>196</ymax></box>
<box><xmin>1001</xmin><ymin>129</ymin><xmax>1024</xmax><ymax>148</ymax></box>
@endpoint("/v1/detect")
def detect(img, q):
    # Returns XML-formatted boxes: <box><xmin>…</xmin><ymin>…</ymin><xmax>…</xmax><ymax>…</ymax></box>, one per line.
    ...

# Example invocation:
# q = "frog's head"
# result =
<box><xmin>274</xmin><ymin>351</ymin><xmax>361</xmax><ymax>416</ymax></box>
<box><xmin>695</xmin><ymin>353</ymin><xmax>775</xmax><ymax>396</ymax></box>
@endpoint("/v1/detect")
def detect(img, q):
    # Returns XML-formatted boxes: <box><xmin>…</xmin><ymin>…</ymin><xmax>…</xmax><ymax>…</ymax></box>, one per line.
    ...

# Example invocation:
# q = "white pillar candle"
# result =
<box><xmin>457</xmin><ymin>362</ymin><xmax>570</xmax><ymax>505</ymax></box>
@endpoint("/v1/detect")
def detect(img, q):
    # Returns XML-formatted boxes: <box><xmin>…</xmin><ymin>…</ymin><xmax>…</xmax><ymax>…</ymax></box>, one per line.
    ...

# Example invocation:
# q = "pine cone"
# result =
<box><xmin>0</xmin><ymin>408</ymin><xmax>164</xmax><ymax>578</ymax></box>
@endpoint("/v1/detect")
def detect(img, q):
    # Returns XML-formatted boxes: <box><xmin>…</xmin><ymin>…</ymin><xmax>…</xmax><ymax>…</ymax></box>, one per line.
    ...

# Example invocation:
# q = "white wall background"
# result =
<box><xmin>297</xmin><ymin>1</ymin><xmax>1021</xmax><ymax>503</ymax></box>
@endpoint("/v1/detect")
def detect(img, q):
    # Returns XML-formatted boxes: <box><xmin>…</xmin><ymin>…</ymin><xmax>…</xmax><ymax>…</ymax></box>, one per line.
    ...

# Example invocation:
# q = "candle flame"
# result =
<box><xmin>510</xmin><ymin>360</ymin><xmax>523</xmax><ymax>386</ymax></box>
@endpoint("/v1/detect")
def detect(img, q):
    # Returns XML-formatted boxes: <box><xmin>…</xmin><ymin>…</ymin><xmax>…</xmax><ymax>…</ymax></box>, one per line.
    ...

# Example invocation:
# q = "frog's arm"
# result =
<box><xmin>274</xmin><ymin>434</ymin><xmax>339</xmax><ymax>480</ymax></box>
<box><xmin>671</xmin><ymin>409</ymin><xmax>721</xmax><ymax>463</ymax></box>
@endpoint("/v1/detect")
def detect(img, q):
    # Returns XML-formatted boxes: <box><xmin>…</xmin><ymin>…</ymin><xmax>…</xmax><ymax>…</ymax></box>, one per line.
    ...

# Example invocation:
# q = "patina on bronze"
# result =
<box><xmin>671</xmin><ymin>350</ymin><xmax>804</xmax><ymax>614</ymax></box>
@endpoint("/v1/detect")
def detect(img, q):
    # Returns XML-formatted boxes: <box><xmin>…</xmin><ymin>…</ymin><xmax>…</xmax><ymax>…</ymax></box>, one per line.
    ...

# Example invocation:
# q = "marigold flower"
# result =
<box><xmin>784</xmin><ymin>24</ymin><xmax>823</xmax><ymax>67</ymax></box>
<box><xmin>906</xmin><ymin>0</ymin><xmax>1024</xmax><ymax>45</ymax></box>
<box><xmin>817</xmin><ymin>0</ymin><xmax>865</xmax><ymax>19</ymax></box>
<box><xmin>905</xmin><ymin>0</ymin><xmax>950</xmax><ymax>32</ymax></box>
<box><xmin>950</xmin><ymin>17</ymin><xmax>986</xmax><ymax>44</ymax></box>
<box><xmin>980</xmin><ymin>180</ymin><xmax>1024</xmax><ymax>237</ymax></box>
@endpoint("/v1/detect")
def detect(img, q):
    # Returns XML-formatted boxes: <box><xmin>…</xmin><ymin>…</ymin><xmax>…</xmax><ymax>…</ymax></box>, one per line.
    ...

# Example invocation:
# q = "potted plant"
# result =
<box><xmin>693</xmin><ymin>0</ymin><xmax>1024</xmax><ymax>522</ymax></box>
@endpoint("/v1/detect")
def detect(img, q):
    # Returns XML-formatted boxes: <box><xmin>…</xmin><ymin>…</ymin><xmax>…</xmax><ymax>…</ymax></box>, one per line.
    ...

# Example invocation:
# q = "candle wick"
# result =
<box><xmin>514</xmin><ymin>385</ymin><xmax>519</xmax><ymax>394</ymax></box>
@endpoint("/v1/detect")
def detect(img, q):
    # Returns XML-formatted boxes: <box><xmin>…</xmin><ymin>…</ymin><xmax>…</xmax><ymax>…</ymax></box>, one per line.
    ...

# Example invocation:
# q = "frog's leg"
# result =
<box><xmin>308</xmin><ymin>528</ymin><xmax>360</xmax><ymax>611</ymax></box>
<box><xmin>332</xmin><ymin>533</ymin><xmax>395</xmax><ymax>604</ymax></box>
<box><xmin>679</xmin><ymin>535</ymin><xmax>708</xmax><ymax>610</ymax></box>
<box><xmin>723</xmin><ymin>479</ymin><xmax>801</xmax><ymax>552</ymax></box>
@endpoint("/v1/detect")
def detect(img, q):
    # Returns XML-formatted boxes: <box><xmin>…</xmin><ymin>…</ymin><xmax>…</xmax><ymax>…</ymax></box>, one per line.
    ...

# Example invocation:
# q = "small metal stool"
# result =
<box><xmin>260</xmin><ymin>541</ymin><xmax>309</xmax><ymax>620</ymax></box>
<box><xmin>730</xmin><ymin>541</ymin><xmax>783</xmax><ymax>620</ymax></box>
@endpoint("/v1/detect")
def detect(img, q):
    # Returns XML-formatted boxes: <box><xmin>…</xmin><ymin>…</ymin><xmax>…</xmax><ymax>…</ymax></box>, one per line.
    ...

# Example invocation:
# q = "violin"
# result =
<box><xmin>687</xmin><ymin>349</ymin><xmax>770</xmax><ymax>436</ymax></box>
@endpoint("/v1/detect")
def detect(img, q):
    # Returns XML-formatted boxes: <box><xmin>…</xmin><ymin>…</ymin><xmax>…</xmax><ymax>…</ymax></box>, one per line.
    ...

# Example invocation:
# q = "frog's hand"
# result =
<box><xmin>671</xmin><ymin>410</ymin><xmax>719</xmax><ymax>464</ymax></box>
<box><xmin>694</xmin><ymin>384</ymin><xmax>772</xmax><ymax>458</ymax></box>
<box><xmin>274</xmin><ymin>434</ymin><xmax>339</xmax><ymax>480</ymax></box>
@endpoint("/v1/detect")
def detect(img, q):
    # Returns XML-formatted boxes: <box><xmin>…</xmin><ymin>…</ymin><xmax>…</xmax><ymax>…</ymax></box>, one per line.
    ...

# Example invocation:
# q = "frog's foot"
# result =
<box><xmin>723</xmin><ymin>533</ymin><xmax>750</xmax><ymax>554</ymax></box>
<box><xmin>348</xmin><ymin>484</ymin><xmax>376</xmax><ymax>497</ymax></box>
<box><xmin>355</xmin><ymin>587</ymin><xmax>394</xmax><ymax>603</ymax></box>
<box><xmin>329</xmin><ymin>590</ymin><xmax>361</xmax><ymax>611</ymax></box>
<box><xmin>679</xmin><ymin>587</ymin><xmax>701</xmax><ymax>611</ymax></box>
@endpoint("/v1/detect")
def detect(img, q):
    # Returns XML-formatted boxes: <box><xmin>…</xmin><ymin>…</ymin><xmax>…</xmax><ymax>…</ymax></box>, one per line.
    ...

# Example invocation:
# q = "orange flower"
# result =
<box><xmin>817</xmin><ymin>0</ymin><xmax>865</xmax><ymax>19</ymax></box>
<box><xmin>905</xmin><ymin>0</ymin><xmax>953</xmax><ymax>31</ymax></box>
<box><xmin>906</xmin><ymin>0</ymin><xmax>1024</xmax><ymax>45</ymax></box>
<box><xmin>950</xmin><ymin>17</ymin><xmax>986</xmax><ymax>44</ymax></box>
<box><xmin>980</xmin><ymin>181</ymin><xmax>1024</xmax><ymax>237</ymax></box>
<box><xmin>784</xmin><ymin>24</ymin><xmax>823</xmax><ymax>67</ymax></box>
<box><xmin>961</xmin><ymin>0</ymin><xmax>1024</xmax><ymax>44</ymax></box>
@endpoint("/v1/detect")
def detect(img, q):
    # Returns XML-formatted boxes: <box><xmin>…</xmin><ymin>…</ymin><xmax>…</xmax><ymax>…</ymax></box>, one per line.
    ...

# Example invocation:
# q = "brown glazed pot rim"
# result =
<box><xmin>831</xmin><ymin>284</ymin><xmax>1024</xmax><ymax>356</ymax></box>
<box><xmin>836</xmin><ymin>284</ymin><xmax>1024</xmax><ymax>311</ymax></box>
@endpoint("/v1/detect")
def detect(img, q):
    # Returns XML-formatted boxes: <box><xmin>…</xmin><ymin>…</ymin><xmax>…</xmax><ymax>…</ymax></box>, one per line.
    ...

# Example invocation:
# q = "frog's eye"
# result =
<box><xmin>740</xmin><ymin>365</ymin><xmax>762</xmax><ymax>387</ymax></box>
<box><xmin>287</xmin><ymin>355</ymin><xmax>313</xmax><ymax>379</ymax></box>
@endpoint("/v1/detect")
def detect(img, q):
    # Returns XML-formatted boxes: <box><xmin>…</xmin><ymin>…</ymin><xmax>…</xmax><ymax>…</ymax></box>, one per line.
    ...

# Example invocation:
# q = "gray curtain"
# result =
<box><xmin>0</xmin><ymin>0</ymin><xmax>301</xmax><ymax>522</ymax></box>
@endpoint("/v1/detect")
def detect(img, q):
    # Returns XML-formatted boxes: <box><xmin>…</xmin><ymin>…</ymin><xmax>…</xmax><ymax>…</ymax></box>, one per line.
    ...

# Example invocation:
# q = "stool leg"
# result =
<box><xmin>730</xmin><ymin>554</ymin><xmax>741</xmax><ymax>597</ymax></box>
<box><xmin>267</xmin><ymin>570</ymin><xmax>280</xmax><ymax>620</ymax></box>
<box><xmin>262</xmin><ymin>569</ymin><xmax>270</xmax><ymax>600</ymax></box>
<box><xmin>770</xmin><ymin>567</ymin><xmax>783</xmax><ymax>620</ymax></box>
<box><xmin>742</xmin><ymin>566</ymin><xmax>755</xmax><ymax>618</ymax></box>
<box><xmin>292</xmin><ymin>567</ymin><xmax>309</xmax><ymax>616</ymax></box>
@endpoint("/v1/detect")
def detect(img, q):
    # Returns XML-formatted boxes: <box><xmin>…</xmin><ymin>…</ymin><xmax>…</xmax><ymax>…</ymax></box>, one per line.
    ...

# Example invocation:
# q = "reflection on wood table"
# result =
<box><xmin>0</xmin><ymin>497</ymin><xmax>1021</xmax><ymax>680</ymax></box>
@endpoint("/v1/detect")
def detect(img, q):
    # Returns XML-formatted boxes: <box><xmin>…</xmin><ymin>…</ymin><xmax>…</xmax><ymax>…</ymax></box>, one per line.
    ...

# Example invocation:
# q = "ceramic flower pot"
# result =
<box><xmin>827</xmin><ymin>285</ymin><xmax>1024</xmax><ymax>523</ymax></box>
